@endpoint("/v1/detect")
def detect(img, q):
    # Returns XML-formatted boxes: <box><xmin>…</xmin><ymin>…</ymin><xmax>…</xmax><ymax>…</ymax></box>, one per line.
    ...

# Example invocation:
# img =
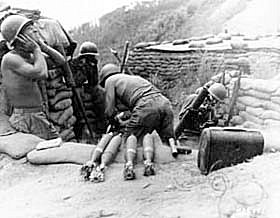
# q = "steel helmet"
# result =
<box><xmin>0</xmin><ymin>14</ymin><xmax>33</xmax><ymax>47</ymax></box>
<box><xmin>208</xmin><ymin>83</ymin><xmax>227</xmax><ymax>102</ymax></box>
<box><xmin>99</xmin><ymin>63</ymin><xmax>120</xmax><ymax>87</ymax></box>
<box><xmin>78</xmin><ymin>41</ymin><xmax>99</xmax><ymax>57</ymax></box>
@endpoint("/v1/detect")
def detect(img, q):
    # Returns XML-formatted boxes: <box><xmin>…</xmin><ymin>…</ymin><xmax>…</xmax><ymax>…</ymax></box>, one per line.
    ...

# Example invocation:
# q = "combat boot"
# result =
<box><xmin>143</xmin><ymin>160</ymin><xmax>155</xmax><ymax>177</ymax></box>
<box><xmin>123</xmin><ymin>163</ymin><xmax>136</xmax><ymax>180</ymax></box>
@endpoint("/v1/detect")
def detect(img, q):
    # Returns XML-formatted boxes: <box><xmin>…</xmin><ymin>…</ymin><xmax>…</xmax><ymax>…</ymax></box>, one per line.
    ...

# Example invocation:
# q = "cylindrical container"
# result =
<box><xmin>91</xmin><ymin>132</ymin><xmax>113</xmax><ymax>163</ymax></box>
<box><xmin>198</xmin><ymin>127</ymin><xmax>264</xmax><ymax>175</ymax></box>
<box><xmin>125</xmin><ymin>134</ymin><xmax>137</xmax><ymax>164</ymax></box>
<box><xmin>101</xmin><ymin>133</ymin><xmax>122</xmax><ymax>166</ymax></box>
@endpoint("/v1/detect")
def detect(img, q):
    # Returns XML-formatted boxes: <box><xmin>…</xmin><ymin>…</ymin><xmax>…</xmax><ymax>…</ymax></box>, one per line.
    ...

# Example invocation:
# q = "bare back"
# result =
<box><xmin>1</xmin><ymin>51</ymin><xmax>43</xmax><ymax>108</ymax></box>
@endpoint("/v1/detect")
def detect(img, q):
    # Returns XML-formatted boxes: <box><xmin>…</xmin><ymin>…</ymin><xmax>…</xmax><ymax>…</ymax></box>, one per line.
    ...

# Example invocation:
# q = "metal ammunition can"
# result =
<box><xmin>198</xmin><ymin>127</ymin><xmax>264</xmax><ymax>175</ymax></box>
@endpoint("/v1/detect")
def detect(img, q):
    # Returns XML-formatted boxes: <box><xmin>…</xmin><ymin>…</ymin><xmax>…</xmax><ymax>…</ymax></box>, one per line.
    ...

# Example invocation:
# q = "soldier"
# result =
<box><xmin>99</xmin><ymin>63</ymin><xmax>176</xmax><ymax>180</ymax></box>
<box><xmin>0</xmin><ymin>15</ymin><xmax>64</xmax><ymax>139</ymax></box>
<box><xmin>176</xmin><ymin>82</ymin><xmax>227</xmax><ymax>138</ymax></box>
<box><xmin>71</xmin><ymin>41</ymin><xmax>106</xmax><ymax>142</ymax></box>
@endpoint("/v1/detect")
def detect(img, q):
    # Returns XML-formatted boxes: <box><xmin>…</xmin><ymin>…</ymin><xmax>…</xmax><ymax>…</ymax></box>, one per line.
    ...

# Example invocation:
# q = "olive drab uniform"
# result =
<box><xmin>103</xmin><ymin>73</ymin><xmax>175</xmax><ymax>143</ymax></box>
<box><xmin>70</xmin><ymin>42</ymin><xmax>106</xmax><ymax>143</ymax></box>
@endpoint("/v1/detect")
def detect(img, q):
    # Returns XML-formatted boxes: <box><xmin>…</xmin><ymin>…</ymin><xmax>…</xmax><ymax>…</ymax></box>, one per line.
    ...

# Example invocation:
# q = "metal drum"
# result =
<box><xmin>198</xmin><ymin>127</ymin><xmax>264</xmax><ymax>175</ymax></box>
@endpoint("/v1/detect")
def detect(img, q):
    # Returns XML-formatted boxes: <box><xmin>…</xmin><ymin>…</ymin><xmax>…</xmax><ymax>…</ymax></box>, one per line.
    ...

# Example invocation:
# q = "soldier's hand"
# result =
<box><xmin>36</xmin><ymin>39</ymin><xmax>49</xmax><ymax>53</ymax></box>
<box><xmin>17</xmin><ymin>34</ymin><xmax>40</xmax><ymax>52</ymax></box>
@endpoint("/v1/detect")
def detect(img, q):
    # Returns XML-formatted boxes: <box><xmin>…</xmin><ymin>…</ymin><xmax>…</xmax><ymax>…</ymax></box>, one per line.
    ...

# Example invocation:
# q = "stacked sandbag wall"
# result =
<box><xmin>229</xmin><ymin>78</ymin><xmax>280</xmax><ymax>129</ymax></box>
<box><xmin>47</xmin><ymin>68</ymin><xmax>76</xmax><ymax>141</ymax></box>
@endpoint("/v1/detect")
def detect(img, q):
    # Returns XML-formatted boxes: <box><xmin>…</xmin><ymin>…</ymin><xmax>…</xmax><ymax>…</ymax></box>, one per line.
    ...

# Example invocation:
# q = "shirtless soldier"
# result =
<box><xmin>0</xmin><ymin>15</ymin><xmax>64</xmax><ymax>139</ymax></box>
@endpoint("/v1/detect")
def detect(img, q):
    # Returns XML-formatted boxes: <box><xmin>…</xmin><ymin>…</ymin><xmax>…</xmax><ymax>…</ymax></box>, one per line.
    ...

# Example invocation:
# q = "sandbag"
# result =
<box><xmin>205</xmin><ymin>37</ymin><xmax>223</xmax><ymax>45</ymax></box>
<box><xmin>239</xmin><ymin>111</ymin><xmax>264</xmax><ymax>125</ymax></box>
<box><xmin>271</xmin><ymin>97</ymin><xmax>280</xmax><ymax>105</ymax></box>
<box><xmin>237</xmin><ymin>96</ymin><xmax>265</xmax><ymax>108</ymax></box>
<box><xmin>64</xmin><ymin>131</ymin><xmax>76</xmax><ymax>142</ymax></box>
<box><xmin>264</xmin><ymin>101</ymin><xmax>280</xmax><ymax>112</ymax></box>
<box><xmin>239</xmin><ymin>89</ymin><xmax>271</xmax><ymax>100</ymax></box>
<box><xmin>235</xmin><ymin>102</ymin><xmax>246</xmax><ymax>112</ymax></box>
<box><xmin>27</xmin><ymin>142</ymin><xmax>95</xmax><ymax>165</ymax></box>
<box><xmin>49</xmin><ymin>110</ymin><xmax>64</xmax><ymax>124</ymax></box>
<box><xmin>230</xmin><ymin>115</ymin><xmax>244</xmax><ymax>125</ymax></box>
<box><xmin>59</xmin><ymin>127</ymin><xmax>74</xmax><ymax>140</ymax></box>
<box><xmin>273</xmin><ymin>88</ymin><xmax>280</xmax><ymax>96</ymax></box>
<box><xmin>47</xmin><ymin>76</ymin><xmax>63</xmax><ymax>89</ymax></box>
<box><xmin>246</xmin><ymin>107</ymin><xmax>265</xmax><ymax>118</ymax></box>
<box><xmin>264</xmin><ymin>119</ymin><xmax>280</xmax><ymax>128</ymax></box>
<box><xmin>246</xmin><ymin>79</ymin><xmax>280</xmax><ymax>93</ymax></box>
<box><xmin>58</xmin><ymin>106</ymin><xmax>73</xmax><ymax>125</ymax></box>
<box><xmin>188</xmin><ymin>41</ymin><xmax>205</xmax><ymax>48</ymax></box>
<box><xmin>49</xmin><ymin>90</ymin><xmax>73</xmax><ymax>106</ymax></box>
<box><xmin>53</xmin><ymin>98</ymin><xmax>72</xmax><ymax>110</ymax></box>
<box><xmin>0</xmin><ymin>132</ymin><xmax>43</xmax><ymax>159</ymax></box>
<box><xmin>65</xmin><ymin>115</ymin><xmax>77</xmax><ymax>128</ymax></box>
<box><xmin>261</xmin><ymin>110</ymin><xmax>280</xmax><ymax>121</ymax></box>
<box><xmin>230</xmin><ymin>41</ymin><xmax>248</xmax><ymax>49</ymax></box>
<box><xmin>47</xmin><ymin>88</ymin><xmax>56</xmax><ymax>98</ymax></box>
<box><xmin>241</xmin><ymin>121</ymin><xmax>263</xmax><ymax>129</ymax></box>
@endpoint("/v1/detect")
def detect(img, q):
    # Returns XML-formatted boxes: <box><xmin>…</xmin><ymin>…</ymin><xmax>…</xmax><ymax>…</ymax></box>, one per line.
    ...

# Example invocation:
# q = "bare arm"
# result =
<box><xmin>7</xmin><ymin>34</ymin><xmax>48</xmax><ymax>79</ymax></box>
<box><xmin>38</xmin><ymin>40</ymin><xmax>66</xmax><ymax>66</ymax></box>
<box><xmin>5</xmin><ymin>48</ymin><xmax>48</xmax><ymax>79</ymax></box>
<box><xmin>104</xmin><ymin>78</ymin><xmax>117</xmax><ymax>119</ymax></box>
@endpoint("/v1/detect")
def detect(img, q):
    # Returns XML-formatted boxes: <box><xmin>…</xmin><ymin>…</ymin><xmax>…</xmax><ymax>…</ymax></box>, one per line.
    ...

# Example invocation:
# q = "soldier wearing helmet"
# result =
<box><xmin>70</xmin><ymin>41</ymin><xmax>107</xmax><ymax>142</ymax></box>
<box><xmin>177</xmin><ymin>82</ymin><xmax>227</xmax><ymax>137</ymax></box>
<box><xmin>0</xmin><ymin>14</ymin><xmax>64</xmax><ymax>139</ymax></box>
<box><xmin>99</xmin><ymin>63</ymin><xmax>176</xmax><ymax>180</ymax></box>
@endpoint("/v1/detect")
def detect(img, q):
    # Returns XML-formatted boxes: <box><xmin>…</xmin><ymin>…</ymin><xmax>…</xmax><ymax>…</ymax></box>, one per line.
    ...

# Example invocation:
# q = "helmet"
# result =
<box><xmin>99</xmin><ymin>63</ymin><xmax>120</xmax><ymax>87</ymax></box>
<box><xmin>0</xmin><ymin>15</ymin><xmax>33</xmax><ymax>47</ymax></box>
<box><xmin>195</xmin><ymin>87</ymin><xmax>203</xmax><ymax>94</ymax></box>
<box><xmin>208</xmin><ymin>83</ymin><xmax>227</xmax><ymax>102</ymax></box>
<box><xmin>78</xmin><ymin>41</ymin><xmax>99</xmax><ymax>57</ymax></box>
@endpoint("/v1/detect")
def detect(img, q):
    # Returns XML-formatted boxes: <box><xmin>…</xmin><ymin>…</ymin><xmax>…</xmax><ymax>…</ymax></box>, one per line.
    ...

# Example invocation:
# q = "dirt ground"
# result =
<box><xmin>1</xmin><ymin>147</ymin><xmax>280</xmax><ymax>218</ymax></box>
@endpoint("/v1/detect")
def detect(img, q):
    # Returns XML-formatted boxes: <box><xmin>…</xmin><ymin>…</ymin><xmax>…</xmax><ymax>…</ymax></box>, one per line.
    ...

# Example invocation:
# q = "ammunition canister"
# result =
<box><xmin>143</xmin><ymin>133</ymin><xmax>154</xmax><ymax>162</ymax></box>
<box><xmin>91</xmin><ymin>132</ymin><xmax>113</xmax><ymax>163</ymax></box>
<box><xmin>125</xmin><ymin>134</ymin><xmax>137</xmax><ymax>164</ymax></box>
<box><xmin>101</xmin><ymin>133</ymin><xmax>122</xmax><ymax>166</ymax></box>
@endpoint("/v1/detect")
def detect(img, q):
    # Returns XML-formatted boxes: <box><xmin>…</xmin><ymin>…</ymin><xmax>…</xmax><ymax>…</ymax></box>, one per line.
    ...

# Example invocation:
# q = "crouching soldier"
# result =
<box><xmin>0</xmin><ymin>15</ymin><xmax>64</xmax><ymax>139</ymax></box>
<box><xmin>99</xmin><ymin>63</ymin><xmax>176</xmax><ymax>180</ymax></box>
<box><xmin>175</xmin><ymin>82</ymin><xmax>227</xmax><ymax>139</ymax></box>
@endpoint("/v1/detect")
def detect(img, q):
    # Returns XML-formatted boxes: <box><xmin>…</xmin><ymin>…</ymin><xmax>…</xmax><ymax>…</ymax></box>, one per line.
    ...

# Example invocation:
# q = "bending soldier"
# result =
<box><xmin>0</xmin><ymin>15</ymin><xmax>64</xmax><ymax>139</ymax></box>
<box><xmin>99</xmin><ymin>63</ymin><xmax>176</xmax><ymax>180</ymax></box>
